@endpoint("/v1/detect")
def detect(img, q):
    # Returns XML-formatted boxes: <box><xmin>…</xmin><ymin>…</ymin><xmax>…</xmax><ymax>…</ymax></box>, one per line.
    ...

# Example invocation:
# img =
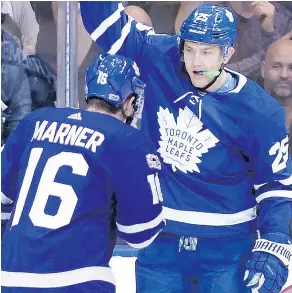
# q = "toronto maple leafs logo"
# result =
<box><xmin>157</xmin><ymin>106</ymin><xmax>219</xmax><ymax>173</ymax></box>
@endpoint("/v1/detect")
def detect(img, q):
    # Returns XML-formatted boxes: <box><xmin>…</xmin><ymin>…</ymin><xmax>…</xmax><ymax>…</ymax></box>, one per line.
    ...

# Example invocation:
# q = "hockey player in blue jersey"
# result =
<box><xmin>80</xmin><ymin>2</ymin><xmax>292</xmax><ymax>293</ymax></box>
<box><xmin>1</xmin><ymin>53</ymin><xmax>165</xmax><ymax>293</ymax></box>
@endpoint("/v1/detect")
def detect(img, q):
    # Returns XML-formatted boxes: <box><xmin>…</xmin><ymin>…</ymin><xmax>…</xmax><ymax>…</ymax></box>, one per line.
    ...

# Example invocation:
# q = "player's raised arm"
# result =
<box><xmin>107</xmin><ymin>134</ymin><xmax>165</xmax><ymax>249</ymax></box>
<box><xmin>244</xmin><ymin>107</ymin><xmax>292</xmax><ymax>292</ymax></box>
<box><xmin>80</xmin><ymin>1</ymin><xmax>154</xmax><ymax>63</ymax></box>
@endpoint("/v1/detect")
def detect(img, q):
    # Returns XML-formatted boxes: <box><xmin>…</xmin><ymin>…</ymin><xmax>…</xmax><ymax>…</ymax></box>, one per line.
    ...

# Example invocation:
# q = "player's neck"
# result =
<box><xmin>86</xmin><ymin>107</ymin><xmax>126</xmax><ymax>122</ymax></box>
<box><xmin>205</xmin><ymin>70</ymin><xmax>227</xmax><ymax>93</ymax></box>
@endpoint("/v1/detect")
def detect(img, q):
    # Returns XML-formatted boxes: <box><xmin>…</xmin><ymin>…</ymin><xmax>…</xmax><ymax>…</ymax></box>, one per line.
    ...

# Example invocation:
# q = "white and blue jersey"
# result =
<box><xmin>80</xmin><ymin>1</ymin><xmax>292</xmax><ymax>238</ymax></box>
<box><xmin>1</xmin><ymin>107</ymin><xmax>165</xmax><ymax>292</ymax></box>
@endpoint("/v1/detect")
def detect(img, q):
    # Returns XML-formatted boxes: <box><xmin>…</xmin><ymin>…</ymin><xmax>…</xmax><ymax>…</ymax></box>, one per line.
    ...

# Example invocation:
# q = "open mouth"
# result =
<box><xmin>193</xmin><ymin>70</ymin><xmax>203</xmax><ymax>75</ymax></box>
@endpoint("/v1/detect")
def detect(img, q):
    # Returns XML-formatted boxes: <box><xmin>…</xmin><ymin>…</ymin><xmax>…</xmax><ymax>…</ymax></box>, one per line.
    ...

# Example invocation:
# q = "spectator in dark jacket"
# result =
<box><xmin>1</xmin><ymin>28</ymin><xmax>32</xmax><ymax>145</ymax></box>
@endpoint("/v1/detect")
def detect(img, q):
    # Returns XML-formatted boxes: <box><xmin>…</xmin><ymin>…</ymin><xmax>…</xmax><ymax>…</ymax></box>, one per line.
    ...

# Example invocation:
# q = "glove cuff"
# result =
<box><xmin>252</xmin><ymin>238</ymin><xmax>292</xmax><ymax>267</ymax></box>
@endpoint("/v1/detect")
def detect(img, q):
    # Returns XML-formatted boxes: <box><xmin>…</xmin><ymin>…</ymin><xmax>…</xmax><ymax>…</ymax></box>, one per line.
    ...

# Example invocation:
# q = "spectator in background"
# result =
<box><xmin>175</xmin><ymin>1</ymin><xmax>220</xmax><ymax>34</ymax></box>
<box><xmin>174</xmin><ymin>1</ymin><xmax>292</xmax><ymax>81</ymax></box>
<box><xmin>226</xmin><ymin>1</ymin><xmax>292</xmax><ymax>80</ymax></box>
<box><xmin>23</xmin><ymin>53</ymin><xmax>57</xmax><ymax>111</ymax></box>
<box><xmin>73</xmin><ymin>3</ymin><xmax>153</xmax><ymax>108</ymax></box>
<box><xmin>1</xmin><ymin>1</ymin><xmax>39</xmax><ymax>57</ymax></box>
<box><xmin>1</xmin><ymin>1</ymin><xmax>58</xmax><ymax>112</ymax></box>
<box><xmin>261</xmin><ymin>39</ymin><xmax>292</xmax><ymax>134</ymax></box>
<box><xmin>130</xmin><ymin>1</ymin><xmax>179</xmax><ymax>34</ymax></box>
<box><xmin>124</xmin><ymin>5</ymin><xmax>153</xmax><ymax>27</ymax></box>
<box><xmin>1</xmin><ymin>29</ymin><xmax>32</xmax><ymax>145</ymax></box>
<box><xmin>282</xmin><ymin>31</ymin><xmax>292</xmax><ymax>40</ymax></box>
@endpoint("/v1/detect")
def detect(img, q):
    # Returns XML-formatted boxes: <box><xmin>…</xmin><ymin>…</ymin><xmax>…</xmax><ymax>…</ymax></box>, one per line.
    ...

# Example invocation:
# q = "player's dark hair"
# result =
<box><xmin>86</xmin><ymin>97</ymin><xmax>121</xmax><ymax>114</ymax></box>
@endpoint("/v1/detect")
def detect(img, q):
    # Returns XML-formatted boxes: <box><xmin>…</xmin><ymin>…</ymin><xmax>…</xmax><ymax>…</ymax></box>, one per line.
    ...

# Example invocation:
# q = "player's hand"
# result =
<box><xmin>251</xmin><ymin>1</ymin><xmax>276</xmax><ymax>32</ymax></box>
<box><xmin>281</xmin><ymin>31</ymin><xmax>292</xmax><ymax>40</ymax></box>
<box><xmin>244</xmin><ymin>233</ymin><xmax>291</xmax><ymax>293</ymax></box>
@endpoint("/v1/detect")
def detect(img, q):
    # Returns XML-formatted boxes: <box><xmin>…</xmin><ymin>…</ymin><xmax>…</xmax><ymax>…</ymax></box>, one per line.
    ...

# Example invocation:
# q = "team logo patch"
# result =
<box><xmin>109</xmin><ymin>94</ymin><xmax>120</xmax><ymax>101</ymax></box>
<box><xmin>157</xmin><ymin>106</ymin><xmax>219</xmax><ymax>173</ymax></box>
<box><xmin>146</xmin><ymin>154</ymin><xmax>162</xmax><ymax>170</ymax></box>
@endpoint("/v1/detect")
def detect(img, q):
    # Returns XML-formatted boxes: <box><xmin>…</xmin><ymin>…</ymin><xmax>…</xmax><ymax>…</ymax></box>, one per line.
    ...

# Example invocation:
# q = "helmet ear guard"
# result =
<box><xmin>125</xmin><ymin>76</ymin><xmax>145</xmax><ymax>124</ymax></box>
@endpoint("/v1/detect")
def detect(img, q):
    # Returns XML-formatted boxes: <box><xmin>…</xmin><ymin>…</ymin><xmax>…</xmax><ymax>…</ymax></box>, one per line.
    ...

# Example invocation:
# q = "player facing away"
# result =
<box><xmin>1</xmin><ymin>53</ymin><xmax>165</xmax><ymax>293</ymax></box>
<box><xmin>80</xmin><ymin>2</ymin><xmax>292</xmax><ymax>293</ymax></box>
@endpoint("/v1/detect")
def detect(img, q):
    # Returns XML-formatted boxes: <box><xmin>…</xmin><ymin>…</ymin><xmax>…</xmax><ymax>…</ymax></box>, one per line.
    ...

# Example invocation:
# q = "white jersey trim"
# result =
<box><xmin>1</xmin><ymin>192</ymin><xmax>13</xmax><ymax>205</ymax></box>
<box><xmin>1</xmin><ymin>266</ymin><xmax>115</xmax><ymax>288</ymax></box>
<box><xmin>1</xmin><ymin>212</ymin><xmax>11</xmax><ymax>220</ymax></box>
<box><xmin>108</xmin><ymin>17</ymin><xmax>133</xmax><ymax>54</ymax></box>
<box><xmin>225</xmin><ymin>68</ymin><xmax>247</xmax><ymax>93</ymax></box>
<box><xmin>163</xmin><ymin>206</ymin><xmax>257</xmax><ymax>226</ymax></box>
<box><xmin>90</xmin><ymin>3</ymin><xmax>124</xmax><ymax>42</ymax></box>
<box><xmin>256</xmin><ymin>190</ymin><xmax>292</xmax><ymax>203</ymax></box>
<box><xmin>116</xmin><ymin>211</ymin><xmax>164</xmax><ymax>234</ymax></box>
<box><xmin>126</xmin><ymin>228</ymin><xmax>163</xmax><ymax>249</ymax></box>
<box><xmin>254</xmin><ymin>175</ymin><xmax>292</xmax><ymax>190</ymax></box>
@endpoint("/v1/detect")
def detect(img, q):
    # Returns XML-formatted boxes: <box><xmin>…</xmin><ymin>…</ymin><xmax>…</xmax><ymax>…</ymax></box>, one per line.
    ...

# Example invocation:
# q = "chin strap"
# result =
<box><xmin>181</xmin><ymin>61</ymin><xmax>224</xmax><ymax>92</ymax></box>
<box><xmin>196</xmin><ymin>65</ymin><xmax>224</xmax><ymax>92</ymax></box>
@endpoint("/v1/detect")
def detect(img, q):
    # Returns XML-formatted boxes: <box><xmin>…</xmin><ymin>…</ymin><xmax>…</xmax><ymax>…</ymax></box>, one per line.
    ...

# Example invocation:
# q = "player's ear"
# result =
<box><xmin>124</xmin><ymin>95</ymin><xmax>136</xmax><ymax>116</ymax></box>
<box><xmin>223</xmin><ymin>47</ymin><xmax>235</xmax><ymax>65</ymax></box>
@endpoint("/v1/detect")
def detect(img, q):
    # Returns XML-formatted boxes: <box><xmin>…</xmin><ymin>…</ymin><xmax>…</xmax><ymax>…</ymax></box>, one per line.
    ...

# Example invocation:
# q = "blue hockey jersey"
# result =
<box><xmin>1</xmin><ymin>107</ymin><xmax>165</xmax><ymax>292</ymax></box>
<box><xmin>80</xmin><ymin>1</ymin><xmax>292</xmax><ymax>238</ymax></box>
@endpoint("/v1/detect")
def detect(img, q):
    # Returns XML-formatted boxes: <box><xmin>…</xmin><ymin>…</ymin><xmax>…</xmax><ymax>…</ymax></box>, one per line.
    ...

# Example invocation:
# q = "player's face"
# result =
<box><xmin>183</xmin><ymin>41</ymin><xmax>224</xmax><ymax>88</ymax></box>
<box><xmin>263</xmin><ymin>50</ymin><xmax>292</xmax><ymax>99</ymax></box>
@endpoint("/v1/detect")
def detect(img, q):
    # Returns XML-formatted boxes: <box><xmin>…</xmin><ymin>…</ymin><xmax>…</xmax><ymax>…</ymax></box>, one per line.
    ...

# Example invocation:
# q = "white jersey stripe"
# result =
<box><xmin>1</xmin><ymin>266</ymin><xmax>115</xmax><ymax>288</ymax></box>
<box><xmin>1</xmin><ymin>212</ymin><xmax>11</xmax><ymax>220</ymax></box>
<box><xmin>90</xmin><ymin>3</ymin><xmax>124</xmax><ymax>42</ymax></box>
<box><xmin>108</xmin><ymin>17</ymin><xmax>133</xmax><ymax>55</ymax></box>
<box><xmin>254</xmin><ymin>175</ymin><xmax>292</xmax><ymax>190</ymax></box>
<box><xmin>256</xmin><ymin>190</ymin><xmax>292</xmax><ymax>203</ymax></box>
<box><xmin>126</xmin><ymin>229</ymin><xmax>163</xmax><ymax>249</ymax></box>
<box><xmin>163</xmin><ymin>206</ymin><xmax>257</xmax><ymax>226</ymax></box>
<box><xmin>116</xmin><ymin>211</ymin><xmax>164</xmax><ymax>234</ymax></box>
<box><xmin>1</xmin><ymin>192</ymin><xmax>13</xmax><ymax>205</ymax></box>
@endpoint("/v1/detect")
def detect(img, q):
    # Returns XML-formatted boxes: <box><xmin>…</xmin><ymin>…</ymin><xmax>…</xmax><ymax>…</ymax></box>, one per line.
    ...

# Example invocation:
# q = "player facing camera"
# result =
<box><xmin>179</xmin><ymin>4</ymin><xmax>237</xmax><ymax>91</ymax></box>
<box><xmin>85</xmin><ymin>53</ymin><xmax>145</xmax><ymax>124</ymax></box>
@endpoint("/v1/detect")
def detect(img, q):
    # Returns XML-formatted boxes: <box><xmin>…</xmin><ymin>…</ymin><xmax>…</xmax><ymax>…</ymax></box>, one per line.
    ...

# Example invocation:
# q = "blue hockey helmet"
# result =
<box><xmin>85</xmin><ymin>53</ymin><xmax>145</xmax><ymax>107</ymax></box>
<box><xmin>180</xmin><ymin>4</ymin><xmax>238</xmax><ymax>48</ymax></box>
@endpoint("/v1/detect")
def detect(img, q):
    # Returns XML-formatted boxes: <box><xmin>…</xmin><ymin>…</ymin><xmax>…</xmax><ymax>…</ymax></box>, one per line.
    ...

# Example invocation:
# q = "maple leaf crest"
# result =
<box><xmin>157</xmin><ymin>106</ymin><xmax>219</xmax><ymax>173</ymax></box>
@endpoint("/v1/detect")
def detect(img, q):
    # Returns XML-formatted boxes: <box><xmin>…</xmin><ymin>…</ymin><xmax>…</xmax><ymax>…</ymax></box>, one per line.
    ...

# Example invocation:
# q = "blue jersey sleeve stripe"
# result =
<box><xmin>90</xmin><ymin>3</ymin><xmax>124</xmax><ymax>42</ymax></box>
<box><xmin>256</xmin><ymin>190</ymin><xmax>292</xmax><ymax>203</ymax></box>
<box><xmin>108</xmin><ymin>17</ymin><xmax>134</xmax><ymax>54</ymax></box>
<box><xmin>116</xmin><ymin>211</ymin><xmax>164</xmax><ymax>234</ymax></box>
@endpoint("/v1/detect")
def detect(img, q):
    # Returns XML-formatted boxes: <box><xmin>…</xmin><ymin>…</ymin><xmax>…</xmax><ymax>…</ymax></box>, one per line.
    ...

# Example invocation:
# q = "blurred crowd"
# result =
<box><xmin>1</xmin><ymin>1</ymin><xmax>292</xmax><ymax>153</ymax></box>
